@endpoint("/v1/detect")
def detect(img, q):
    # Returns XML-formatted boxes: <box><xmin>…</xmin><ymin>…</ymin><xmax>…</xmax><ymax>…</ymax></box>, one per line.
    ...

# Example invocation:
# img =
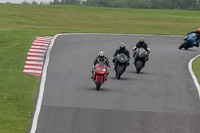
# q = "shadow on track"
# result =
<box><xmin>126</xmin><ymin>70</ymin><xmax>152</xmax><ymax>75</ymax></box>
<box><xmin>83</xmin><ymin>86</ymin><xmax>112</xmax><ymax>92</ymax></box>
<box><xmin>179</xmin><ymin>49</ymin><xmax>199</xmax><ymax>52</ymax></box>
<box><xmin>108</xmin><ymin>76</ymin><xmax>133</xmax><ymax>81</ymax></box>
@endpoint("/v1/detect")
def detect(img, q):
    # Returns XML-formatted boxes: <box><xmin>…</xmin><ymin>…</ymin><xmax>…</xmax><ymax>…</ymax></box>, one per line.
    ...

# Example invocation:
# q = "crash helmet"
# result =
<box><xmin>99</xmin><ymin>51</ymin><xmax>105</xmax><ymax>61</ymax></box>
<box><xmin>197</xmin><ymin>28</ymin><xmax>200</xmax><ymax>32</ymax></box>
<box><xmin>139</xmin><ymin>38</ymin><xmax>145</xmax><ymax>44</ymax></box>
<box><xmin>119</xmin><ymin>43</ymin><xmax>126</xmax><ymax>51</ymax></box>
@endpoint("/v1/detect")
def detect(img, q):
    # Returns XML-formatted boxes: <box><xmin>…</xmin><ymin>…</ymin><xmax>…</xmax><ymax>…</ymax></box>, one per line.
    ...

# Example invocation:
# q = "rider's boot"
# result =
<box><xmin>194</xmin><ymin>43</ymin><xmax>199</xmax><ymax>47</ymax></box>
<box><xmin>91</xmin><ymin>71</ymin><xmax>94</xmax><ymax>79</ymax></box>
<box><xmin>105</xmin><ymin>72</ymin><xmax>109</xmax><ymax>81</ymax></box>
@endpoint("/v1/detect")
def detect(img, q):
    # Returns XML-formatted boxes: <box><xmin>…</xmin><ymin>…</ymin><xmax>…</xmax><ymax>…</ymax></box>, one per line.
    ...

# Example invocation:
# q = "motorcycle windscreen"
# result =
<box><xmin>187</xmin><ymin>33</ymin><xmax>197</xmax><ymax>43</ymax></box>
<box><xmin>136</xmin><ymin>48</ymin><xmax>147</xmax><ymax>58</ymax></box>
<box><xmin>95</xmin><ymin>63</ymin><xmax>107</xmax><ymax>74</ymax></box>
<box><xmin>116</xmin><ymin>53</ymin><xmax>129</xmax><ymax>63</ymax></box>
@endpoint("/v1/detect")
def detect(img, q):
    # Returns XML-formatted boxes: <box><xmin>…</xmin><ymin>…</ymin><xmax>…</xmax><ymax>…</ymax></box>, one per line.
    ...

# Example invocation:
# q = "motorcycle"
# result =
<box><xmin>134</xmin><ymin>48</ymin><xmax>148</xmax><ymax>73</ymax></box>
<box><xmin>93</xmin><ymin>63</ymin><xmax>107</xmax><ymax>90</ymax></box>
<box><xmin>114</xmin><ymin>53</ymin><xmax>129</xmax><ymax>79</ymax></box>
<box><xmin>179</xmin><ymin>33</ymin><xmax>197</xmax><ymax>50</ymax></box>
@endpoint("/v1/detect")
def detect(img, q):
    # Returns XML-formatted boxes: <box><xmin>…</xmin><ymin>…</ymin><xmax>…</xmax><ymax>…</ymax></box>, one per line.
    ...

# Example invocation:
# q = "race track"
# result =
<box><xmin>31</xmin><ymin>34</ymin><xmax>200</xmax><ymax>133</ymax></box>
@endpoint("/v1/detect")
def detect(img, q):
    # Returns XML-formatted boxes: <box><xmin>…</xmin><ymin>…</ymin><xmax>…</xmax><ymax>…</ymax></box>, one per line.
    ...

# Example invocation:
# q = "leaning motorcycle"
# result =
<box><xmin>114</xmin><ymin>53</ymin><xmax>129</xmax><ymax>79</ymax></box>
<box><xmin>179</xmin><ymin>33</ymin><xmax>197</xmax><ymax>50</ymax></box>
<box><xmin>134</xmin><ymin>48</ymin><xmax>148</xmax><ymax>73</ymax></box>
<box><xmin>93</xmin><ymin>63</ymin><xmax>107</xmax><ymax>90</ymax></box>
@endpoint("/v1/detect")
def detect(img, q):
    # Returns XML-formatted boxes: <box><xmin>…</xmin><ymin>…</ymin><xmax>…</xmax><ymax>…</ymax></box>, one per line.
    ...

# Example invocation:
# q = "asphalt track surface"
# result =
<box><xmin>33</xmin><ymin>34</ymin><xmax>200</xmax><ymax>133</ymax></box>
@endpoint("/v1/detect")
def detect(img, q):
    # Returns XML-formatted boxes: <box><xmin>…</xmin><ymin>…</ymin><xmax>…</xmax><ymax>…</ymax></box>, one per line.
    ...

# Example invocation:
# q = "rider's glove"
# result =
<box><xmin>112</xmin><ymin>59</ymin><xmax>115</xmax><ymax>63</ymax></box>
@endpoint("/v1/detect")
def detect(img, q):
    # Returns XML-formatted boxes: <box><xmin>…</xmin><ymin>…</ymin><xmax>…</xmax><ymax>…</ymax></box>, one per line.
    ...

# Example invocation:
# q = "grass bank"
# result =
<box><xmin>193</xmin><ymin>57</ymin><xmax>200</xmax><ymax>83</ymax></box>
<box><xmin>0</xmin><ymin>3</ymin><xmax>200</xmax><ymax>133</ymax></box>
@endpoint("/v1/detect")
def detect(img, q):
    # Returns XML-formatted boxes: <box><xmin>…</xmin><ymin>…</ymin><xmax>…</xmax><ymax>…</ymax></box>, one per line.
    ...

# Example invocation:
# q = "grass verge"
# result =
<box><xmin>193</xmin><ymin>56</ymin><xmax>200</xmax><ymax>83</ymax></box>
<box><xmin>0</xmin><ymin>3</ymin><xmax>200</xmax><ymax>133</ymax></box>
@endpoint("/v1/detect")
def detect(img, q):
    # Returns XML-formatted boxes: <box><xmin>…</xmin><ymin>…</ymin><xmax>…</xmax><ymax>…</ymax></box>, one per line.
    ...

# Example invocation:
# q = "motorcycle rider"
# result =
<box><xmin>112</xmin><ymin>43</ymin><xmax>130</xmax><ymax>70</ymax></box>
<box><xmin>132</xmin><ymin>38</ymin><xmax>151</xmax><ymax>64</ymax></box>
<box><xmin>188</xmin><ymin>28</ymin><xmax>200</xmax><ymax>47</ymax></box>
<box><xmin>91</xmin><ymin>51</ymin><xmax>110</xmax><ymax>80</ymax></box>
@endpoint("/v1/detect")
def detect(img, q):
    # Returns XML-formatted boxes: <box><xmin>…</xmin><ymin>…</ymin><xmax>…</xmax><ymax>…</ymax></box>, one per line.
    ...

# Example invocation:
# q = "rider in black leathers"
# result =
<box><xmin>91</xmin><ymin>51</ymin><xmax>110</xmax><ymax>80</ymax></box>
<box><xmin>133</xmin><ymin>38</ymin><xmax>151</xmax><ymax>64</ymax></box>
<box><xmin>112</xmin><ymin>43</ymin><xmax>130</xmax><ymax>71</ymax></box>
<box><xmin>188</xmin><ymin>28</ymin><xmax>200</xmax><ymax>47</ymax></box>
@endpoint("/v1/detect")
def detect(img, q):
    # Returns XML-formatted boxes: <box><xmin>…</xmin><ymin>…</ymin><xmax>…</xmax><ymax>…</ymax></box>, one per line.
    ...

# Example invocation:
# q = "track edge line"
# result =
<box><xmin>188</xmin><ymin>54</ymin><xmax>200</xmax><ymax>99</ymax></box>
<box><xmin>29</xmin><ymin>34</ymin><xmax>61</xmax><ymax>133</ymax></box>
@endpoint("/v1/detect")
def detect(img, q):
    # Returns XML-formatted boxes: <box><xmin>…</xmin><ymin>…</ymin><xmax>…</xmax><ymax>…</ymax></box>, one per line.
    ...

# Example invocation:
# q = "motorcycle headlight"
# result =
<box><xmin>102</xmin><ymin>69</ymin><xmax>106</xmax><ymax>72</ymax></box>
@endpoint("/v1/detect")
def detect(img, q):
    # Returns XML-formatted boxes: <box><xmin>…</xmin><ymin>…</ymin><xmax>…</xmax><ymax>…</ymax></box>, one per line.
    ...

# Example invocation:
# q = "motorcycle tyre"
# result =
<box><xmin>117</xmin><ymin>66</ymin><xmax>123</xmax><ymax>79</ymax></box>
<box><xmin>96</xmin><ymin>77</ymin><xmax>101</xmax><ymax>91</ymax></box>
<box><xmin>136</xmin><ymin>60</ymin><xmax>143</xmax><ymax>74</ymax></box>
<box><xmin>179</xmin><ymin>42</ymin><xmax>188</xmax><ymax>50</ymax></box>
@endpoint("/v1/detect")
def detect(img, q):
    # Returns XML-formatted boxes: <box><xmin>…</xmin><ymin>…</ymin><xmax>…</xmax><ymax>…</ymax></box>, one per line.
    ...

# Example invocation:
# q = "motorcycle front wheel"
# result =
<box><xmin>179</xmin><ymin>41</ymin><xmax>188</xmax><ymax>50</ymax></box>
<box><xmin>136</xmin><ymin>60</ymin><xmax>143</xmax><ymax>73</ymax></box>
<box><xmin>117</xmin><ymin>66</ymin><xmax>123</xmax><ymax>79</ymax></box>
<box><xmin>96</xmin><ymin>77</ymin><xmax>101</xmax><ymax>90</ymax></box>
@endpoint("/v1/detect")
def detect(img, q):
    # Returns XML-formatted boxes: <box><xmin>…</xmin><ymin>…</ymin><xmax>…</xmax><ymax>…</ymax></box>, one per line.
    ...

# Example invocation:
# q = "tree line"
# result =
<box><xmin>22</xmin><ymin>0</ymin><xmax>200</xmax><ymax>10</ymax></box>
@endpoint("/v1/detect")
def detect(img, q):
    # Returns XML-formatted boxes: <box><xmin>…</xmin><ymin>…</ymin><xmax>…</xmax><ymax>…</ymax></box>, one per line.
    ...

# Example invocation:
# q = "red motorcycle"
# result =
<box><xmin>93</xmin><ymin>63</ymin><xmax>107</xmax><ymax>90</ymax></box>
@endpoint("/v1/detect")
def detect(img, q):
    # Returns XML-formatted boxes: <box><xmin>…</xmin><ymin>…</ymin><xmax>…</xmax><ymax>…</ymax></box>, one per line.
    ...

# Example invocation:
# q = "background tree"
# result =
<box><xmin>22</xmin><ymin>1</ymin><xmax>29</xmax><ymax>4</ymax></box>
<box><xmin>32</xmin><ymin>1</ymin><xmax>38</xmax><ymax>4</ymax></box>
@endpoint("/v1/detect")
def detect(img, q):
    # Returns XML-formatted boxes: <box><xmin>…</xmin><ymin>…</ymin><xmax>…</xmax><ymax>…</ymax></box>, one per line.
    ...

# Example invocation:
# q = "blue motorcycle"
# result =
<box><xmin>179</xmin><ymin>33</ymin><xmax>198</xmax><ymax>50</ymax></box>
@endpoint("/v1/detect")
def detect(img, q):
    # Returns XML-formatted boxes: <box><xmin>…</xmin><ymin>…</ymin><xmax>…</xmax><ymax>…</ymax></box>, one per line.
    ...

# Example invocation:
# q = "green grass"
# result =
<box><xmin>0</xmin><ymin>3</ymin><xmax>200</xmax><ymax>133</ymax></box>
<box><xmin>193</xmin><ymin>57</ymin><xmax>200</xmax><ymax>83</ymax></box>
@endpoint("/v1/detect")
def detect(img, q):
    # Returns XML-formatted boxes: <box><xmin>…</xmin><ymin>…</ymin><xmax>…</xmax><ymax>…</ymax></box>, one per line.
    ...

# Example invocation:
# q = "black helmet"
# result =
<box><xmin>139</xmin><ymin>38</ymin><xmax>145</xmax><ymax>44</ymax></box>
<box><xmin>119</xmin><ymin>43</ymin><xmax>126</xmax><ymax>51</ymax></box>
<box><xmin>99</xmin><ymin>51</ymin><xmax>105</xmax><ymax>61</ymax></box>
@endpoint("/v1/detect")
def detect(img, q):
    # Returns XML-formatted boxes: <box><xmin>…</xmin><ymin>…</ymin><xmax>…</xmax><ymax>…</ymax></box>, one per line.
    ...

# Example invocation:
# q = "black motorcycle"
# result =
<box><xmin>134</xmin><ymin>48</ymin><xmax>148</xmax><ymax>73</ymax></box>
<box><xmin>114</xmin><ymin>53</ymin><xmax>129</xmax><ymax>79</ymax></box>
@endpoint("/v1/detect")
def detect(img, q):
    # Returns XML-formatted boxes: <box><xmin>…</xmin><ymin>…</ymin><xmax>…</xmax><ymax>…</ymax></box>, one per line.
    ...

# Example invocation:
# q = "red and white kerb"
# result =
<box><xmin>23</xmin><ymin>36</ymin><xmax>52</xmax><ymax>76</ymax></box>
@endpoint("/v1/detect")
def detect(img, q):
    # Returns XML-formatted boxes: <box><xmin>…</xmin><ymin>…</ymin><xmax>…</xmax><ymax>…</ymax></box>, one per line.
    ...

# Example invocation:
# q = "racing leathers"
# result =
<box><xmin>133</xmin><ymin>42</ymin><xmax>151</xmax><ymax>64</ymax></box>
<box><xmin>92</xmin><ymin>56</ymin><xmax>110</xmax><ymax>80</ymax></box>
<box><xmin>188</xmin><ymin>30</ymin><xmax>200</xmax><ymax>46</ymax></box>
<box><xmin>112</xmin><ymin>48</ymin><xmax>130</xmax><ymax>71</ymax></box>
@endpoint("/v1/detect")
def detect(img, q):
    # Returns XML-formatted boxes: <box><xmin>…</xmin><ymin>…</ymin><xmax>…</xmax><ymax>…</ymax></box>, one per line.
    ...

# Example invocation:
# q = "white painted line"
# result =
<box><xmin>188</xmin><ymin>54</ymin><xmax>200</xmax><ymax>98</ymax></box>
<box><xmin>35</xmin><ymin>38</ymin><xmax>51</xmax><ymax>40</ymax></box>
<box><xmin>23</xmin><ymin>70</ymin><xmax>42</xmax><ymax>73</ymax></box>
<box><xmin>24</xmin><ymin>66</ymin><xmax>43</xmax><ymax>69</ymax></box>
<box><xmin>28</xmin><ymin>53</ymin><xmax>45</xmax><ymax>56</ymax></box>
<box><xmin>34</xmin><ymin>41</ymin><xmax>51</xmax><ymax>43</ymax></box>
<box><xmin>36</xmin><ymin>37</ymin><xmax>52</xmax><ymax>39</ymax></box>
<box><xmin>29</xmin><ymin>49</ymin><xmax>46</xmax><ymax>52</ymax></box>
<box><xmin>26</xmin><ymin>61</ymin><xmax>43</xmax><ymax>65</ymax></box>
<box><xmin>27</xmin><ymin>57</ymin><xmax>44</xmax><ymax>60</ymax></box>
<box><xmin>32</xmin><ymin>43</ymin><xmax>49</xmax><ymax>46</ymax></box>
<box><xmin>30</xmin><ymin>34</ymin><xmax>60</xmax><ymax>133</ymax></box>
<box><xmin>31</xmin><ymin>46</ymin><xmax>47</xmax><ymax>49</ymax></box>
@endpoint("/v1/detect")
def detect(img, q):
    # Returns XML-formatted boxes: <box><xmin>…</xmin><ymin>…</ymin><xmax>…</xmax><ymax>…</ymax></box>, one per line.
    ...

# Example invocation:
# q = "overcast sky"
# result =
<box><xmin>0</xmin><ymin>0</ymin><xmax>53</xmax><ymax>4</ymax></box>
